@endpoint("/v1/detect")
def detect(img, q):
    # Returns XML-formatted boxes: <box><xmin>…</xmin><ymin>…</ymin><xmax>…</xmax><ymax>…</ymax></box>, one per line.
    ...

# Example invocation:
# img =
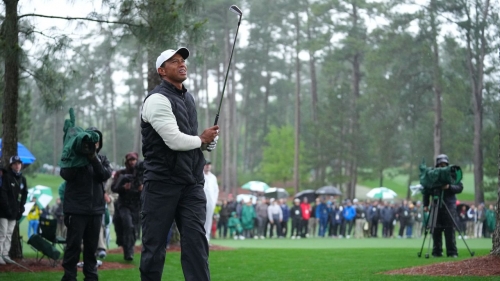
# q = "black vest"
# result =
<box><xmin>141</xmin><ymin>80</ymin><xmax>205</xmax><ymax>185</ymax></box>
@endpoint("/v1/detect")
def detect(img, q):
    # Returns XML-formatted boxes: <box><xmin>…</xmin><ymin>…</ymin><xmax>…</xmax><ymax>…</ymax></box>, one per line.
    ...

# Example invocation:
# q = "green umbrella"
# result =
<box><xmin>27</xmin><ymin>185</ymin><xmax>53</xmax><ymax>209</ymax></box>
<box><xmin>241</xmin><ymin>181</ymin><xmax>270</xmax><ymax>193</ymax></box>
<box><xmin>366</xmin><ymin>187</ymin><xmax>397</xmax><ymax>200</ymax></box>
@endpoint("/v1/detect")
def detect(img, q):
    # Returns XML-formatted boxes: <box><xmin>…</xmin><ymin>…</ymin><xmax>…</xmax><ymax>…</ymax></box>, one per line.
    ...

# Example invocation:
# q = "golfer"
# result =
<box><xmin>140</xmin><ymin>47</ymin><xmax>219</xmax><ymax>281</ymax></box>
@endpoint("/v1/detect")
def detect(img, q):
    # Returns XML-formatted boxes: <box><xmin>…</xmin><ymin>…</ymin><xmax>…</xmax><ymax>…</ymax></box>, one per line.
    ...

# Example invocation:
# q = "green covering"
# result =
<box><xmin>419</xmin><ymin>159</ymin><xmax>462</xmax><ymax>193</ymax></box>
<box><xmin>59</xmin><ymin>108</ymin><xmax>100</xmax><ymax>168</ymax></box>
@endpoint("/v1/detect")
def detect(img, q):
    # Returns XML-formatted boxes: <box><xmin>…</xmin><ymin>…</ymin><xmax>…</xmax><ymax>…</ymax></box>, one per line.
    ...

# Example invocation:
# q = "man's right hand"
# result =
<box><xmin>200</xmin><ymin>125</ymin><xmax>219</xmax><ymax>144</ymax></box>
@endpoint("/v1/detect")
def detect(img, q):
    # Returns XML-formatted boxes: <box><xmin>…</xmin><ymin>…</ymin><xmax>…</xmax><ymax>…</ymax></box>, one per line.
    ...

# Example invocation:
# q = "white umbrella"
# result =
<box><xmin>236</xmin><ymin>194</ymin><xmax>257</xmax><ymax>204</ymax></box>
<box><xmin>241</xmin><ymin>181</ymin><xmax>270</xmax><ymax>193</ymax></box>
<box><xmin>366</xmin><ymin>187</ymin><xmax>398</xmax><ymax>200</ymax></box>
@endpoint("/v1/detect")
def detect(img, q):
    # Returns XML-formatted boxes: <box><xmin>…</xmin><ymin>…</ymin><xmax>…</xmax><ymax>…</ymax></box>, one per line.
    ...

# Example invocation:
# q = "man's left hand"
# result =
<box><xmin>207</xmin><ymin>136</ymin><xmax>219</xmax><ymax>152</ymax></box>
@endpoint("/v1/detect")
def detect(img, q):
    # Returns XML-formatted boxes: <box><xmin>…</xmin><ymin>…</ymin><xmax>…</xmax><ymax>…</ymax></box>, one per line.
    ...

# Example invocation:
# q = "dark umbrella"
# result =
<box><xmin>264</xmin><ymin>188</ymin><xmax>289</xmax><ymax>200</ymax></box>
<box><xmin>456</xmin><ymin>203</ymin><xmax>470</xmax><ymax>213</ymax></box>
<box><xmin>315</xmin><ymin>186</ymin><xmax>342</xmax><ymax>196</ymax></box>
<box><xmin>294</xmin><ymin>189</ymin><xmax>317</xmax><ymax>203</ymax></box>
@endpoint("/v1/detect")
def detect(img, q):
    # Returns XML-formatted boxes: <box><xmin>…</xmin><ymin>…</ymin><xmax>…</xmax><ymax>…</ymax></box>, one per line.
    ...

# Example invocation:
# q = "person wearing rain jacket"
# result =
<box><xmin>316</xmin><ymin>198</ymin><xmax>329</xmax><ymax>237</ymax></box>
<box><xmin>0</xmin><ymin>156</ymin><xmax>28</xmax><ymax>265</ymax></box>
<box><xmin>60</xmin><ymin>127</ymin><xmax>112</xmax><ymax>281</ymax></box>
<box><xmin>228</xmin><ymin>211</ymin><xmax>243</xmax><ymax>239</ymax></box>
<box><xmin>341</xmin><ymin>200</ymin><xmax>356</xmax><ymax>238</ymax></box>
<box><xmin>241</xmin><ymin>201</ymin><xmax>256</xmax><ymax>238</ymax></box>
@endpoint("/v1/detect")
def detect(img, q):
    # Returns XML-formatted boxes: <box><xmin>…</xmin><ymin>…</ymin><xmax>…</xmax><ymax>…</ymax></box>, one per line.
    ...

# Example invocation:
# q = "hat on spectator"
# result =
<box><xmin>9</xmin><ymin>155</ymin><xmax>22</xmax><ymax>165</ymax></box>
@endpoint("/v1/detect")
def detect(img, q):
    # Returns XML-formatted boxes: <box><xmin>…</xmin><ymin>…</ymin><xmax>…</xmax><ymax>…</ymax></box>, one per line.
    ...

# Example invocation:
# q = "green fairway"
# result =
<box><xmin>1</xmin><ymin>237</ymin><xmax>494</xmax><ymax>280</ymax></box>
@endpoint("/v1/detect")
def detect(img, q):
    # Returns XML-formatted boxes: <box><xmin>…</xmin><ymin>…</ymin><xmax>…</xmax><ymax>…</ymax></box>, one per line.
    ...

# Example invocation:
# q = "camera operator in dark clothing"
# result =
<box><xmin>111</xmin><ymin>152</ymin><xmax>142</xmax><ymax>261</ymax></box>
<box><xmin>423</xmin><ymin>154</ymin><xmax>463</xmax><ymax>258</ymax></box>
<box><xmin>60</xmin><ymin>127</ymin><xmax>112</xmax><ymax>281</ymax></box>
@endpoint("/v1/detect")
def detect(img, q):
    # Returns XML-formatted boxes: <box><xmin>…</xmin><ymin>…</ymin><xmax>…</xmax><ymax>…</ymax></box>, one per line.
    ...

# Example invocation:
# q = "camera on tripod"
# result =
<box><xmin>79</xmin><ymin>135</ymin><xmax>97</xmax><ymax>155</ymax></box>
<box><xmin>419</xmin><ymin>160</ymin><xmax>463</xmax><ymax>193</ymax></box>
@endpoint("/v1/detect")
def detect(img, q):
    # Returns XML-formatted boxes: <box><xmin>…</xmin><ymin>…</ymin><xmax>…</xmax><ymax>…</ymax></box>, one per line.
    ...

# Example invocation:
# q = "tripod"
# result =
<box><xmin>418</xmin><ymin>190</ymin><xmax>475</xmax><ymax>258</ymax></box>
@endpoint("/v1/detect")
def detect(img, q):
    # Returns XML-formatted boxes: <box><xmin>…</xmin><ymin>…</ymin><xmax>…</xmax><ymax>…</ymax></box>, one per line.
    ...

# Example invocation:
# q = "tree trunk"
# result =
<box><xmin>429</xmin><ymin>0</ymin><xmax>442</xmax><ymax>158</ymax></box>
<box><xmin>293</xmin><ymin>12</ymin><xmax>301</xmax><ymax>194</ymax></box>
<box><xmin>492</xmin><ymin>111</ymin><xmax>500</xmax><ymax>255</ymax></box>
<box><xmin>3</xmin><ymin>0</ymin><xmax>22</xmax><ymax>259</ymax></box>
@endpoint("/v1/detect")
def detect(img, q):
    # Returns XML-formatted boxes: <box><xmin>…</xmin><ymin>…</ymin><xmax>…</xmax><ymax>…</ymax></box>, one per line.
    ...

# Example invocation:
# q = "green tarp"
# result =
<box><xmin>59</xmin><ymin>108</ymin><xmax>99</xmax><ymax>168</ymax></box>
<box><xmin>419</xmin><ymin>160</ymin><xmax>462</xmax><ymax>192</ymax></box>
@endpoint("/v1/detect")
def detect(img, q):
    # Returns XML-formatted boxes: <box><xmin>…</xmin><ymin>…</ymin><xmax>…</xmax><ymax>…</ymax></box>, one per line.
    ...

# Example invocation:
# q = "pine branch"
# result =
<box><xmin>18</xmin><ymin>13</ymin><xmax>140</xmax><ymax>27</ymax></box>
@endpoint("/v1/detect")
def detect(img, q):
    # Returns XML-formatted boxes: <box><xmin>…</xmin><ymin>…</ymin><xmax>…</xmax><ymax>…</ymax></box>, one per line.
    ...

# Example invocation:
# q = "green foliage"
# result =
<box><xmin>260</xmin><ymin>126</ymin><xmax>296</xmax><ymax>185</ymax></box>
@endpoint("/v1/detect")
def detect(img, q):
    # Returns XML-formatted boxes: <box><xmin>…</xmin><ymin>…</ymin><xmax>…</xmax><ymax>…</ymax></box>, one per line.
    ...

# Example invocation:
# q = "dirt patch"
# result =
<box><xmin>0</xmin><ymin>258</ymin><xmax>134</xmax><ymax>273</ymax></box>
<box><xmin>0</xmin><ymin>244</ymin><xmax>232</xmax><ymax>273</ymax></box>
<box><xmin>386</xmin><ymin>255</ymin><xmax>500</xmax><ymax>276</ymax></box>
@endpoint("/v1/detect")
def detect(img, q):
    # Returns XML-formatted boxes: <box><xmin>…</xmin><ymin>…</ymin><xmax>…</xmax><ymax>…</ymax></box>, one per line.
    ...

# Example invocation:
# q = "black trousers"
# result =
<box><xmin>61</xmin><ymin>214</ymin><xmax>101</xmax><ymax>281</ymax></box>
<box><xmin>433</xmin><ymin>227</ymin><xmax>457</xmax><ymax>256</ymax></box>
<box><xmin>290</xmin><ymin>218</ymin><xmax>301</xmax><ymax>237</ymax></box>
<box><xmin>140</xmin><ymin>181</ymin><xmax>210</xmax><ymax>281</ymax></box>
<box><xmin>118</xmin><ymin>204</ymin><xmax>139</xmax><ymax>260</ymax></box>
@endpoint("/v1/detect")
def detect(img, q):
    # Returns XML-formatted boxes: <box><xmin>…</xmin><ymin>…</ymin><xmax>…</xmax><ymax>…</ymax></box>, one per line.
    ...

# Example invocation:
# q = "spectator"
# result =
<box><xmin>458</xmin><ymin>205</ymin><xmax>468</xmax><ymax>238</ymax></box>
<box><xmin>300</xmin><ymin>197</ymin><xmax>311</xmax><ymax>238</ymax></box>
<box><xmin>0</xmin><ymin>156</ymin><xmax>28</xmax><ymax>265</ymax></box>
<box><xmin>203</xmin><ymin>160</ymin><xmax>219</xmax><ymax>243</ymax></box>
<box><xmin>255</xmin><ymin>198</ymin><xmax>268</xmax><ymax>239</ymax></box>
<box><xmin>413</xmin><ymin>201</ymin><xmax>423</xmax><ymax>238</ymax></box>
<box><xmin>52</xmin><ymin>197</ymin><xmax>66</xmax><ymax>239</ymax></box>
<box><xmin>267</xmin><ymin>198</ymin><xmax>283</xmax><ymax>238</ymax></box>
<box><xmin>367</xmin><ymin>201</ymin><xmax>380</xmax><ymax>238</ymax></box>
<box><xmin>353</xmin><ymin>198</ymin><xmax>366</xmax><ymax>239</ymax></box>
<box><xmin>111</xmin><ymin>152</ymin><xmax>142</xmax><ymax>261</ymax></box>
<box><xmin>485</xmin><ymin>204</ymin><xmax>496</xmax><ymax>238</ymax></box>
<box><xmin>290</xmin><ymin>199</ymin><xmax>302</xmax><ymax>239</ymax></box>
<box><xmin>466</xmin><ymin>204</ymin><xmax>476</xmax><ymax>238</ymax></box>
<box><xmin>228</xmin><ymin>212</ymin><xmax>244</xmax><ymax>240</ymax></box>
<box><xmin>396</xmin><ymin>200</ymin><xmax>411</xmax><ymax>238</ymax></box>
<box><xmin>27</xmin><ymin>198</ymin><xmax>40</xmax><ymax>239</ymax></box>
<box><xmin>241</xmin><ymin>200</ymin><xmax>256</xmax><ymax>238</ymax></box>
<box><xmin>308</xmin><ymin>198</ymin><xmax>319</xmax><ymax>238</ymax></box>
<box><xmin>316</xmin><ymin>198</ymin><xmax>329</xmax><ymax>237</ymax></box>
<box><xmin>279</xmin><ymin>198</ymin><xmax>290</xmax><ymax>238</ymax></box>
<box><xmin>380</xmin><ymin>201</ymin><xmax>395</xmax><ymax>238</ymax></box>
<box><xmin>218</xmin><ymin>200</ymin><xmax>230</xmax><ymax>239</ymax></box>
<box><xmin>330</xmin><ymin>203</ymin><xmax>343</xmax><ymax>238</ymax></box>
<box><xmin>341</xmin><ymin>200</ymin><xmax>356</xmax><ymax>238</ymax></box>
<box><xmin>406</xmin><ymin>202</ymin><xmax>415</xmax><ymax>238</ymax></box>
<box><xmin>474</xmin><ymin>204</ymin><xmax>486</xmax><ymax>238</ymax></box>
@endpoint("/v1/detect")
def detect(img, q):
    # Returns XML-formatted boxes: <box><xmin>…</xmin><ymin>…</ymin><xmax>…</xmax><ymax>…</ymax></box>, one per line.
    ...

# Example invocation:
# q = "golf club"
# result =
<box><xmin>213</xmin><ymin>4</ymin><xmax>242</xmax><ymax>126</ymax></box>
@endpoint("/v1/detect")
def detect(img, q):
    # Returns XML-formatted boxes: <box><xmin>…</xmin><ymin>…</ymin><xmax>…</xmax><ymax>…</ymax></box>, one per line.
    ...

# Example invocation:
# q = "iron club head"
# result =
<box><xmin>229</xmin><ymin>5</ymin><xmax>242</xmax><ymax>16</ymax></box>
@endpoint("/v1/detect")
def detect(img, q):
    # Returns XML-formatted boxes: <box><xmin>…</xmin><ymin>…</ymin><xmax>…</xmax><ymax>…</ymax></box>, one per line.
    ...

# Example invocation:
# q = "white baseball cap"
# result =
<box><xmin>156</xmin><ymin>47</ymin><xmax>190</xmax><ymax>72</ymax></box>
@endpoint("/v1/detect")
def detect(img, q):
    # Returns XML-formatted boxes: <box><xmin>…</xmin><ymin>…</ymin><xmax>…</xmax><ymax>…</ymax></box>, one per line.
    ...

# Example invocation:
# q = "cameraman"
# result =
<box><xmin>423</xmin><ymin>154</ymin><xmax>463</xmax><ymax>258</ymax></box>
<box><xmin>60</xmin><ymin>127</ymin><xmax>112</xmax><ymax>280</ymax></box>
<box><xmin>111</xmin><ymin>152</ymin><xmax>142</xmax><ymax>261</ymax></box>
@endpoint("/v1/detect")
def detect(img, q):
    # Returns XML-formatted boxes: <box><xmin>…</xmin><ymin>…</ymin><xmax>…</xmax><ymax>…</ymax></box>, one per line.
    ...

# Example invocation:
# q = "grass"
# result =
<box><xmin>5</xmin><ymin>173</ymin><xmax>492</xmax><ymax>280</ymax></box>
<box><xmin>1</xmin><ymin>238</ymin><xmax>494</xmax><ymax>280</ymax></box>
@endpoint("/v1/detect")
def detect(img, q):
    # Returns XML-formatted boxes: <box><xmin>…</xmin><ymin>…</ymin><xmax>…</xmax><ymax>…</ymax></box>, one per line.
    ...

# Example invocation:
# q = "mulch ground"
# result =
<box><xmin>386</xmin><ymin>255</ymin><xmax>500</xmax><ymax>276</ymax></box>
<box><xmin>0</xmin><ymin>244</ymin><xmax>233</xmax><ymax>273</ymax></box>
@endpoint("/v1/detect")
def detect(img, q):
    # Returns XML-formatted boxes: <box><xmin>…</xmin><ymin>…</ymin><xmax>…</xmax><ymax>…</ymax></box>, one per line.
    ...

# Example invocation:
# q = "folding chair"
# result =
<box><xmin>27</xmin><ymin>234</ymin><xmax>60</xmax><ymax>267</ymax></box>
<box><xmin>38</xmin><ymin>216</ymin><xmax>66</xmax><ymax>251</ymax></box>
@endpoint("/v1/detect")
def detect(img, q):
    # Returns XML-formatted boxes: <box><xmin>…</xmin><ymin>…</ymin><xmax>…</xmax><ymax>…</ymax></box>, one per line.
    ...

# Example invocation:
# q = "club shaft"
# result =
<box><xmin>214</xmin><ymin>18</ymin><xmax>241</xmax><ymax>126</ymax></box>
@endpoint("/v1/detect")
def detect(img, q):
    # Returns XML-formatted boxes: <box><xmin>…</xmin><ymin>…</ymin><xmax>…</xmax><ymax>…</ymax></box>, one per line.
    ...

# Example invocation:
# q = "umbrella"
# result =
<box><xmin>0</xmin><ymin>139</ymin><xmax>36</xmax><ymax>164</ymax></box>
<box><xmin>27</xmin><ymin>185</ymin><xmax>53</xmax><ymax>209</ymax></box>
<box><xmin>264</xmin><ymin>187</ymin><xmax>289</xmax><ymax>199</ymax></box>
<box><xmin>366</xmin><ymin>187</ymin><xmax>398</xmax><ymax>200</ymax></box>
<box><xmin>294</xmin><ymin>189</ymin><xmax>317</xmax><ymax>203</ymax></box>
<box><xmin>315</xmin><ymin>185</ymin><xmax>342</xmax><ymax>196</ymax></box>
<box><xmin>236</xmin><ymin>194</ymin><xmax>257</xmax><ymax>204</ymax></box>
<box><xmin>241</xmin><ymin>181</ymin><xmax>270</xmax><ymax>193</ymax></box>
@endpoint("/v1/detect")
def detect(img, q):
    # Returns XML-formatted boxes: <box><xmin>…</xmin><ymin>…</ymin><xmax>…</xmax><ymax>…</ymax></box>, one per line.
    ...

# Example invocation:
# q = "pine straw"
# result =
<box><xmin>386</xmin><ymin>255</ymin><xmax>500</xmax><ymax>276</ymax></box>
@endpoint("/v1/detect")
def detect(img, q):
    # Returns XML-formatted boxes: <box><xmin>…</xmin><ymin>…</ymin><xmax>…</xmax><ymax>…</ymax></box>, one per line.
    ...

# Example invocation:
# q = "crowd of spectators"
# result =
<box><xmin>210</xmin><ymin>196</ymin><xmax>496</xmax><ymax>240</ymax></box>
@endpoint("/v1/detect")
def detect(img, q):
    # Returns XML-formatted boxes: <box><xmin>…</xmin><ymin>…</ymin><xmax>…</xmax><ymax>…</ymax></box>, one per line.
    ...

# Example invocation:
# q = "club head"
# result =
<box><xmin>229</xmin><ymin>5</ymin><xmax>242</xmax><ymax>16</ymax></box>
